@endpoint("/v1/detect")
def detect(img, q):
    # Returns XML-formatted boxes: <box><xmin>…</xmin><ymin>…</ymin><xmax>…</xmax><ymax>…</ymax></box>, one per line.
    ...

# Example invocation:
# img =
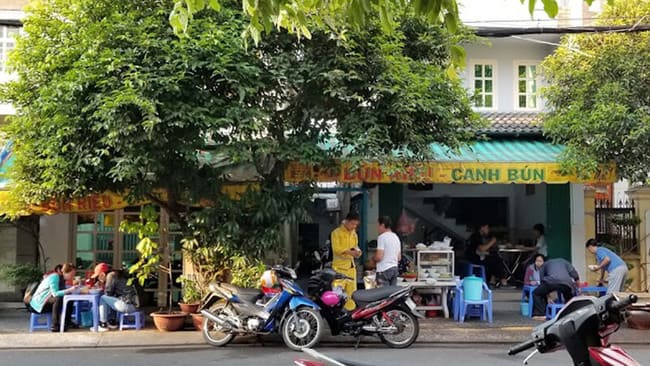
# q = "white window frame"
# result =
<box><xmin>0</xmin><ymin>24</ymin><xmax>21</xmax><ymax>83</ymax></box>
<box><xmin>513</xmin><ymin>60</ymin><xmax>542</xmax><ymax>111</ymax></box>
<box><xmin>468</xmin><ymin>59</ymin><xmax>497</xmax><ymax>111</ymax></box>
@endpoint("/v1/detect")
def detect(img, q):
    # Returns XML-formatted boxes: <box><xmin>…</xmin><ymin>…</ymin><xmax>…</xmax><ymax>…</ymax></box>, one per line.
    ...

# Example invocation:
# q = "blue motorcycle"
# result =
<box><xmin>200</xmin><ymin>265</ymin><xmax>324</xmax><ymax>351</ymax></box>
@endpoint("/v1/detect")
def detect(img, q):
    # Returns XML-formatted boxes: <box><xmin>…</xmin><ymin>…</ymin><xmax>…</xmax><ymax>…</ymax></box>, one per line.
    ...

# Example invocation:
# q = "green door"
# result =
<box><xmin>546</xmin><ymin>184</ymin><xmax>572</xmax><ymax>261</ymax></box>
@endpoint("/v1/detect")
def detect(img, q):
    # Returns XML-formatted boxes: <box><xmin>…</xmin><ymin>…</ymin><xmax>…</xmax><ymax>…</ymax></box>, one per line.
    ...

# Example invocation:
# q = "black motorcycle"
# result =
<box><xmin>306</xmin><ymin>268</ymin><xmax>421</xmax><ymax>348</ymax></box>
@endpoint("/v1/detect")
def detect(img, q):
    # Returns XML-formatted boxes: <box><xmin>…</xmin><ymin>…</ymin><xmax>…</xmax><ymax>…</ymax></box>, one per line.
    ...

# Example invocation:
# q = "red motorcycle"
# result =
<box><xmin>306</xmin><ymin>268</ymin><xmax>421</xmax><ymax>348</ymax></box>
<box><xmin>508</xmin><ymin>293</ymin><xmax>641</xmax><ymax>366</ymax></box>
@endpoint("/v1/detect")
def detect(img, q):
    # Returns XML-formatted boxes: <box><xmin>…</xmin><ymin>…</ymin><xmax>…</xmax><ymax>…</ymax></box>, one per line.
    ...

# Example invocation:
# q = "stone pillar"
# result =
<box><xmin>627</xmin><ymin>186</ymin><xmax>650</xmax><ymax>292</ymax></box>
<box><xmin>583</xmin><ymin>187</ymin><xmax>600</xmax><ymax>285</ymax></box>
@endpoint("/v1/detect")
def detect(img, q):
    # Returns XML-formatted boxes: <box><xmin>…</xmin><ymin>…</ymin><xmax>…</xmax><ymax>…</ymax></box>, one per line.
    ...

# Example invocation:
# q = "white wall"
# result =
<box><xmin>403</xmin><ymin>183</ymin><xmax>547</xmax><ymax>242</ymax></box>
<box><xmin>463</xmin><ymin>37</ymin><xmax>558</xmax><ymax>112</ymax></box>
<box><xmin>39</xmin><ymin>214</ymin><xmax>71</xmax><ymax>267</ymax></box>
<box><xmin>570</xmin><ymin>184</ymin><xmax>586</xmax><ymax>279</ymax></box>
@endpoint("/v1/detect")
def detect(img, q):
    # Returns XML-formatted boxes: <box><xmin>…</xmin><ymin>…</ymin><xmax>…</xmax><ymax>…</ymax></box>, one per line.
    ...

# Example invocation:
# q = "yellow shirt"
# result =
<box><xmin>331</xmin><ymin>225</ymin><xmax>358</xmax><ymax>271</ymax></box>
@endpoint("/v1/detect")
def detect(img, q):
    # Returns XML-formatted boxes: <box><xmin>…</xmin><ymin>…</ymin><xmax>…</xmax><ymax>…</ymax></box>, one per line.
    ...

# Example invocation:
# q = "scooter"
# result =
<box><xmin>200</xmin><ymin>265</ymin><xmax>325</xmax><ymax>351</ymax></box>
<box><xmin>508</xmin><ymin>293</ymin><xmax>641</xmax><ymax>365</ymax></box>
<box><xmin>306</xmin><ymin>268</ymin><xmax>421</xmax><ymax>348</ymax></box>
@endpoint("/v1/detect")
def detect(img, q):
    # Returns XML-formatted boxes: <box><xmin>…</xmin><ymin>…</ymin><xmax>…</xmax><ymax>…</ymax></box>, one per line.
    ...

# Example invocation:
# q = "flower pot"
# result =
<box><xmin>150</xmin><ymin>311</ymin><xmax>187</xmax><ymax>331</ymax></box>
<box><xmin>190</xmin><ymin>313</ymin><xmax>204</xmax><ymax>331</ymax></box>
<box><xmin>179</xmin><ymin>302</ymin><xmax>200</xmax><ymax>314</ymax></box>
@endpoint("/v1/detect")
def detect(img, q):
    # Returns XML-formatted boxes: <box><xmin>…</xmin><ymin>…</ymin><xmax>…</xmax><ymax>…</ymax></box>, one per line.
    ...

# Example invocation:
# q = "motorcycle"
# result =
<box><xmin>508</xmin><ymin>293</ymin><xmax>641</xmax><ymax>366</ymax></box>
<box><xmin>200</xmin><ymin>265</ymin><xmax>325</xmax><ymax>351</ymax></box>
<box><xmin>306</xmin><ymin>267</ymin><xmax>421</xmax><ymax>348</ymax></box>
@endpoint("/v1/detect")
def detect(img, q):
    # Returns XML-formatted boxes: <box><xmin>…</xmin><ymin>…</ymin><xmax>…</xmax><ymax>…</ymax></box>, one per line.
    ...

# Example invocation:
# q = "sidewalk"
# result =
<box><xmin>1</xmin><ymin>289</ymin><xmax>647</xmax><ymax>349</ymax></box>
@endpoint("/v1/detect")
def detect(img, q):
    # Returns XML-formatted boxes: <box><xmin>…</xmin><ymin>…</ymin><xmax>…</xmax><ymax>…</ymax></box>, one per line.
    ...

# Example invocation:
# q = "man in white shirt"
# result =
<box><xmin>374</xmin><ymin>216</ymin><xmax>402</xmax><ymax>287</ymax></box>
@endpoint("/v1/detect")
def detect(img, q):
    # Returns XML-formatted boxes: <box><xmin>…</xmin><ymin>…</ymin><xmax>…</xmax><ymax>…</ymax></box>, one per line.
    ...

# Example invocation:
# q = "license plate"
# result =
<box><xmin>405</xmin><ymin>298</ymin><xmax>417</xmax><ymax>311</ymax></box>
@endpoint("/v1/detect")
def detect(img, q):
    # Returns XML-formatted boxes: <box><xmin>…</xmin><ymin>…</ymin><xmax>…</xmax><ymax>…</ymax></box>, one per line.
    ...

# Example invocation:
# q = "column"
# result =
<box><xmin>626</xmin><ymin>186</ymin><xmax>650</xmax><ymax>292</ymax></box>
<box><xmin>583</xmin><ymin>186</ymin><xmax>599</xmax><ymax>284</ymax></box>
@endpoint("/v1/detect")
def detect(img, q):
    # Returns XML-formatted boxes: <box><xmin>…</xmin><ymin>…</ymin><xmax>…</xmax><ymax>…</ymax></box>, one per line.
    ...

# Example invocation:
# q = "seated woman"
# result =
<box><xmin>465</xmin><ymin>223</ymin><xmax>507</xmax><ymax>287</ymax></box>
<box><xmin>524</xmin><ymin>254</ymin><xmax>545</xmax><ymax>286</ymax></box>
<box><xmin>98</xmin><ymin>268</ymin><xmax>140</xmax><ymax>332</ymax></box>
<box><xmin>29</xmin><ymin>263</ymin><xmax>79</xmax><ymax>332</ymax></box>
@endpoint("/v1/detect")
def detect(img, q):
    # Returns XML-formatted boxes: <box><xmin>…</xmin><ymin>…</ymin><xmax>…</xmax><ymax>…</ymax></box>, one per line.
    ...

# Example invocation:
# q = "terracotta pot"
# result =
<box><xmin>150</xmin><ymin>311</ymin><xmax>187</xmax><ymax>331</ymax></box>
<box><xmin>179</xmin><ymin>302</ymin><xmax>200</xmax><ymax>314</ymax></box>
<box><xmin>190</xmin><ymin>313</ymin><xmax>204</xmax><ymax>331</ymax></box>
<box><xmin>627</xmin><ymin>308</ymin><xmax>650</xmax><ymax>330</ymax></box>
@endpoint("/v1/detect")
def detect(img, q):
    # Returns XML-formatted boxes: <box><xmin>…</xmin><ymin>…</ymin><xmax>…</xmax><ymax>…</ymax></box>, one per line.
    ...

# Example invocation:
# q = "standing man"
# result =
<box><xmin>532</xmin><ymin>257</ymin><xmax>580</xmax><ymax>320</ymax></box>
<box><xmin>586</xmin><ymin>238</ymin><xmax>628</xmax><ymax>293</ymax></box>
<box><xmin>374</xmin><ymin>216</ymin><xmax>401</xmax><ymax>287</ymax></box>
<box><xmin>331</xmin><ymin>212</ymin><xmax>362</xmax><ymax>310</ymax></box>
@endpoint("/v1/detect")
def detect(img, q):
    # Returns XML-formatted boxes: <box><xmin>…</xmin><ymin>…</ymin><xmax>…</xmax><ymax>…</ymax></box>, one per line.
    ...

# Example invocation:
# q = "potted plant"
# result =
<box><xmin>177</xmin><ymin>275</ymin><xmax>201</xmax><ymax>314</ymax></box>
<box><xmin>122</xmin><ymin>205</ymin><xmax>187</xmax><ymax>331</ymax></box>
<box><xmin>0</xmin><ymin>263</ymin><xmax>43</xmax><ymax>295</ymax></box>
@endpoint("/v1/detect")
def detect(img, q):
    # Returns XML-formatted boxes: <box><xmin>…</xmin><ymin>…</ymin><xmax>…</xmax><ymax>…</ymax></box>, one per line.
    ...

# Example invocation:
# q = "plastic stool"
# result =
<box><xmin>521</xmin><ymin>285</ymin><xmax>537</xmax><ymax>317</ymax></box>
<box><xmin>465</xmin><ymin>264</ymin><xmax>487</xmax><ymax>282</ymax></box>
<box><xmin>546</xmin><ymin>303</ymin><xmax>564</xmax><ymax>320</ymax></box>
<box><xmin>72</xmin><ymin>301</ymin><xmax>90</xmax><ymax>324</ymax></box>
<box><xmin>29</xmin><ymin>312</ymin><xmax>52</xmax><ymax>332</ymax></box>
<box><xmin>119</xmin><ymin>311</ymin><xmax>144</xmax><ymax>330</ymax></box>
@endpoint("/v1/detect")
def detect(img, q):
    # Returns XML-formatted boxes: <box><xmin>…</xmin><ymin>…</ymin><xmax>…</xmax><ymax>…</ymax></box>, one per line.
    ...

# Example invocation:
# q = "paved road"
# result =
<box><xmin>1</xmin><ymin>344</ymin><xmax>649</xmax><ymax>365</ymax></box>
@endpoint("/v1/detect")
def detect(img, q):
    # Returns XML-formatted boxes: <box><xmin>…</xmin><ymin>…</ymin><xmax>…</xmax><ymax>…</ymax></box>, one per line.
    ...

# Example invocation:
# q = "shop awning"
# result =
<box><xmin>285</xmin><ymin>139</ymin><xmax>616</xmax><ymax>184</ymax></box>
<box><xmin>1</xmin><ymin>139</ymin><xmax>616</xmax><ymax>216</ymax></box>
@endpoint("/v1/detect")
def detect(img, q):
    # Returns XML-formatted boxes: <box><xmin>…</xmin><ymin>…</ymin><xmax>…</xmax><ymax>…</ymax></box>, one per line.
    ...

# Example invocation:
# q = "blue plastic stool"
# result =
<box><xmin>29</xmin><ymin>312</ymin><xmax>52</xmax><ymax>332</ymax></box>
<box><xmin>545</xmin><ymin>292</ymin><xmax>567</xmax><ymax>320</ymax></box>
<box><xmin>521</xmin><ymin>285</ymin><xmax>537</xmax><ymax>317</ymax></box>
<box><xmin>119</xmin><ymin>311</ymin><xmax>144</xmax><ymax>330</ymax></box>
<box><xmin>72</xmin><ymin>301</ymin><xmax>90</xmax><ymax>324</ymax></box>
<box><xmin>546</xmin><ymin>303</ymin><xmax>564</xmax><ymax>320</ymax></box>
<box><xmin>465</xmin><ymin>264</ymin><xmax>487</xmax><ymax>282</ymax></box>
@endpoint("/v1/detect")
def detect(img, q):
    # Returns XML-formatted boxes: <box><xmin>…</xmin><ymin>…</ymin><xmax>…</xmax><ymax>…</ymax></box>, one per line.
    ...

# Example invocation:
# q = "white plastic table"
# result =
<box><xmin>60</xmin><ymin>292</ymin><xmax>102</xmax><ymax>333</ymax></box>
<box><xmin>398</xmin><ymin>280</ymin><xmax>456</xmax><ymax>318</ymax></box>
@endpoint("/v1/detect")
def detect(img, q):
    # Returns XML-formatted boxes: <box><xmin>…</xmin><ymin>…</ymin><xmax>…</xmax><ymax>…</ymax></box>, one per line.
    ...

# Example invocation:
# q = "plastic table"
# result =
<box><xmin>398</xmin><ymin>280</ymin><xmax>456</xmax><ymax>318</ymax></box>
<box><xmin>60</xmin><ymin>292</ymin><xmax>102</xmax><ymax>333</ymax></box>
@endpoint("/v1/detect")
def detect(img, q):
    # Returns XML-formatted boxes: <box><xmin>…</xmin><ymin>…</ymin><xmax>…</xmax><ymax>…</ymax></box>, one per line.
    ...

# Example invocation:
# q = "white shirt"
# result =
<box><xmin>536</xmin><ymin>235</ymin><xmax>548</xmax><ymax>256</ymax></box>
<box><xmin>376</xmin><ymin>231</ymin><xmax>401</xmax><ymax>272</ymax></box>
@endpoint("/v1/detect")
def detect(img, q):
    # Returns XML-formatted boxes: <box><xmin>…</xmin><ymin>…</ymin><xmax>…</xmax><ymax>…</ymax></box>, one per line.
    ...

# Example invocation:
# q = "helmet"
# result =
<box><xmin>320</xmin><ymin>291</ymin><xmax>341</xmax><ymax>307</ymax></box>
<box><xmin>260</xmin><ymin>270</ymin><xmax>279</xmax><ymax>289</ymax></box>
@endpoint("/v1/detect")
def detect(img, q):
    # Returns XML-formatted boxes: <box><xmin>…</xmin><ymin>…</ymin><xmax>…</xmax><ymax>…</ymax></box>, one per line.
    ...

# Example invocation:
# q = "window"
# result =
<box><xmin>515</xmin><ymin>63</ymin><xmax>540</xmax><ymax>110</ymax></box>
<box><xmin>470</xmin><ymin>62</ymin><xmax>495</xmax><ymax>109</ymax></box>
<box><xmin>0</xmin><ymin>25</ymin><xmax>20</xmax><ymax>75</ymax></box>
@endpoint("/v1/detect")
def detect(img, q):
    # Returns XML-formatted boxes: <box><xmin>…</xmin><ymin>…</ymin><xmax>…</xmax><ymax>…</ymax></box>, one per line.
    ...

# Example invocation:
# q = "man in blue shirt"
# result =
<box><xmin>531</xmin><ymin>257</ymin><xmax>580</xmax><ymax>319</ymax></box>
<box><xmin>586</xmin><ymin>238</ymin><xmax>628</xmax><ymax>293</ymax></box>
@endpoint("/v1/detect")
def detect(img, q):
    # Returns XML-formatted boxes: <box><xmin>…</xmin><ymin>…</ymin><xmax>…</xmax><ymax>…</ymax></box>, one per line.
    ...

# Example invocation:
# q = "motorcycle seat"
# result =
<box><xmin>352</xmin><ymin>286</ymin><xmax>402</xmax><ymax>304</ymax></box>
<box><xmin>220</xmin><ymin>283</ymin><xmax>264</xmax><ymax>303</ymax></box>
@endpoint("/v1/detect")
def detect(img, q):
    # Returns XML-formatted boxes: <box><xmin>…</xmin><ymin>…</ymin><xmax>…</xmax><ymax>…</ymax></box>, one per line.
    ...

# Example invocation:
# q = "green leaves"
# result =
<box><xmin>542</xmin><ymin>0</ymin><xmax>650</xmax><ymax>182</ymax></box>
<box><xmin>541</xmin><ymin>0</ymin><xmax>559</xmax><ymax>18</ymax></box>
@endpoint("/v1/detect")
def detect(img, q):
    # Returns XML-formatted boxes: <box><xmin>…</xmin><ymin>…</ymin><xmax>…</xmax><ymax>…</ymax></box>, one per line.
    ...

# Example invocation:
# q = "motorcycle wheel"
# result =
<box><xmin>281</xmin><ymin>307</ymin><xmax>324</xmax><ymax>351</ymax></box>
<box><xmin>202</xmin><ymin>301</ymin><xmax>236</xmax><ymax>347</ymax></box>
<box><xmin>377</xmin><ymin>309</ymin><xmax>419</xmax><ymax>348</ymax></box>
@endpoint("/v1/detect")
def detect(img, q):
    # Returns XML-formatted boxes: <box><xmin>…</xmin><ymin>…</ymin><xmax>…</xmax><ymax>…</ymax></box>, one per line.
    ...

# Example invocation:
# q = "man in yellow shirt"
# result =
<box><xmin>331</xmin><ymin>212</ymin><xmax>362</xmax><ymax>310</ymax></box>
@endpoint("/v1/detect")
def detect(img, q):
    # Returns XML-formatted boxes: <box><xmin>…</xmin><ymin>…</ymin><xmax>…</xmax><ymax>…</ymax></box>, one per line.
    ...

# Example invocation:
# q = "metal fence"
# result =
<box><xmin>595</xmin><ymin>200</ymin><xmax>639</xmax><ymax>255</ymax></box>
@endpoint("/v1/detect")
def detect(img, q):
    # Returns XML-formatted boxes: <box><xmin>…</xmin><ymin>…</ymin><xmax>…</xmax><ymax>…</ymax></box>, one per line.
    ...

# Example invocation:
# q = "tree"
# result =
<box><xmin>2</xmin><ymin>0</ymin><xmax>478</xmax><ymax>282</ymax></box>
<box><xmin>170</xmin><ymin>0</ymin><xmax>606</xmax><ymax>43</ymax></box>
<box><xmin>541</xmin><ymin>0</ymin><xmax>650</xmax><ymax>182</ymax></box>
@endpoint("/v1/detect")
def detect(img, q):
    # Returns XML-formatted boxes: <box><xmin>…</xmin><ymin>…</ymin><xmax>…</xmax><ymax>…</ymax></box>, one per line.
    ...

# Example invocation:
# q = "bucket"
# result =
<box><xmin>520</xmin><ymin>302</ymin><xmax>530</xmax><ymax>316</ymax></box>
<box><xmin>80</xmin><ymin>311</ymin><xmax>93</xmax><ymax>328</ymax></box>
<box><xmin>463</xmin><ymin>275</ymin><xmax>483</xmax><ymax>301</ymax></box>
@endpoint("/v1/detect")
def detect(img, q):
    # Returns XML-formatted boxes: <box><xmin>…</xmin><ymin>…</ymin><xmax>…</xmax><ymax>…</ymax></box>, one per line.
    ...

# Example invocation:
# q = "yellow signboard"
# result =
<box><xmin>284</xmin><ymin>161</ymin><xmax>616</xmax><ymax>184</ymax></box>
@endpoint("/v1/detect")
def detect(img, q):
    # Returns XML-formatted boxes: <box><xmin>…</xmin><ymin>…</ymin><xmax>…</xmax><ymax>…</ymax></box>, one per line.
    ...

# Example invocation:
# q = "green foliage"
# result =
<box><xmin>0</xmin><ymin>263</ymin><xmax>42</xmax><ymax>288</ymax></box>
<box><xmin>229</xmin><ymin>256</ymin><xmax>266</xmax><ymax>288</ymax></box>
<box><xmin>3</xmin><ymin>0</ymin><xmax>479</xmax><ymax>285</ymax></box>
<box><xmin>541</xmin><ymin>0</ymin><xmax>650</xmax><ymax>182</ymax></box>
<box><xmin>176</xmin><ymin>275</ymin><xmax>202</xmax><ymax>304</ymax></box>
<box><xmin>119</xmin><ymin>205</ymin><xmax>177</xmax><ymax>312</ymax></box>
<box><xmin>170</xmin><ymin>0</ymin><xmax>597</xmax><ymax>45</ymax></box>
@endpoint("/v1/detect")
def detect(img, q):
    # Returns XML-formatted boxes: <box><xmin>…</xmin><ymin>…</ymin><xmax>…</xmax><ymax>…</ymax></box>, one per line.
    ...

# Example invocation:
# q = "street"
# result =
<box><xmin>1</xmin><ymin>344</ymin><xmax>649</xmax><ymax>365</ymax></box>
